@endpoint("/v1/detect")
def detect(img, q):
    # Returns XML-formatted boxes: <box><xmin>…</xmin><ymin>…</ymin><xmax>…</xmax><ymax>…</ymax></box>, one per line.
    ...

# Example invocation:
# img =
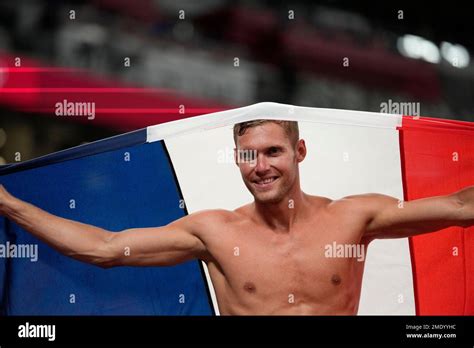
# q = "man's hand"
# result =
<box><xmin>355</xmin><ymin>186</ymin><xmax>474</xmax><ymax>240</ymax></box>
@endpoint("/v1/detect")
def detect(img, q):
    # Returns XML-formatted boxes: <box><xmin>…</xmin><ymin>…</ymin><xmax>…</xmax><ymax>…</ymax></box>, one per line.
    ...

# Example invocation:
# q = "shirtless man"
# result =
<box><xmin>0</xmin><ymin>120</ymin><xmax>473</xmax><ymax>315</ymax></box>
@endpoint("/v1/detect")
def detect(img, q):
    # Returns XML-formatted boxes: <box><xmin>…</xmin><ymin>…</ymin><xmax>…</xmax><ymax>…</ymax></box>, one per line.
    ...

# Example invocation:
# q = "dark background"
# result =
<box><xmin>1</xmin><ymin>0</ymin><xmax>473</xmax><ymax>164</ymax></box>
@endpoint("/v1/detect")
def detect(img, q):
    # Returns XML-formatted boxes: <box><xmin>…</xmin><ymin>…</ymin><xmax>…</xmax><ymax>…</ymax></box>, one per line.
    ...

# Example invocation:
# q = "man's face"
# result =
<box><xmin>235</xmin><ymin>123</ymin><xmax>305</xmax><ymax>204</ymax></box>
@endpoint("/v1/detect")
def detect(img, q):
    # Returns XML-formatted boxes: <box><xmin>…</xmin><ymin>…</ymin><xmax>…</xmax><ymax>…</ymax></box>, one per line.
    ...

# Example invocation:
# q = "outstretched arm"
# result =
<box><xmin>0</xmin><ymin>185</ymin><xmax>209</xmax><ymax>268</ymax></box>
<box><xmin>361</xmin><ymin>185</ymin><xmax>474</xmax><ymax>239</ymax></box>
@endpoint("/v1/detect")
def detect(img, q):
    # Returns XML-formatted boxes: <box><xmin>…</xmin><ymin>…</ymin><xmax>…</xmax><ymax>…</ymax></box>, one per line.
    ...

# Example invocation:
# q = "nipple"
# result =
<box><xmin>331</xmin><ymin>274</ymin><xmax>342</xmax><ymax>286</ymax></box>
<box><xmin>243</xmin><ymin>281</ymin><xmax>257</xmax><ymax>293</ymax></box>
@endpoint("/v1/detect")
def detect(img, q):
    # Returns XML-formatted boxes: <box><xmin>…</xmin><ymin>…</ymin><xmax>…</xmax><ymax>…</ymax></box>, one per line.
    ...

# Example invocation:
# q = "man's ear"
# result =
<box><xmin>296</xmin><ymin>139</ymin><xmax>307</xmax><ymax>163</ymax></box>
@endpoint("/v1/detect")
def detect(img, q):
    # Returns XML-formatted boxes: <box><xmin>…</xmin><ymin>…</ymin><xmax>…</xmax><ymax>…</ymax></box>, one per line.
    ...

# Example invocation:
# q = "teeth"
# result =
<box><xmin>257</xmin><ymin>177</ymin><xmax>276</xmax><ymax>184</ymax></box>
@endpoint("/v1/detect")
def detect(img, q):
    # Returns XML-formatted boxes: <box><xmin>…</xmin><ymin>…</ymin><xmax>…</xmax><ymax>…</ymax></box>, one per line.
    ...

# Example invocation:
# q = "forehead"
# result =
<box><xmin>236</xmin><ymin>122</ymin><xmax>290</xmax><ymax>148</ymax></box>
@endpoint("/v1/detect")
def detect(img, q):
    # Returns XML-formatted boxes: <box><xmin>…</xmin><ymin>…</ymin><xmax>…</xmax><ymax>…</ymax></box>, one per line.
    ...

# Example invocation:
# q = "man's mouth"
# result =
<box><xmin>252</xmin><ymin>176</ymin><xmax>279</xmax><ymax>188</ymax></box>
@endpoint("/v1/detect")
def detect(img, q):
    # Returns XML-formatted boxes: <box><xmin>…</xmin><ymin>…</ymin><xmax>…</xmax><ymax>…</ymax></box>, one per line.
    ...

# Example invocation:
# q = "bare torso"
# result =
<box><xmin>198</xmin><ymin>195</ymin><xmax>372</xmax><ymax>315</ymax></box>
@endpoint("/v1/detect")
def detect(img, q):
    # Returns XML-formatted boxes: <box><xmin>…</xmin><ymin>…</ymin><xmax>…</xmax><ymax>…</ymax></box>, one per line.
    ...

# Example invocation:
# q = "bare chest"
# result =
<box><xmin>205</xmin><ymin>218</ymin><xmax>368</xmax><ymax>314</ymax></box>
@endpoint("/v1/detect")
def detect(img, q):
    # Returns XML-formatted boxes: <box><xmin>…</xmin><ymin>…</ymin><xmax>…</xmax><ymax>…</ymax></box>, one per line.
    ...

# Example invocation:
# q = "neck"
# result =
<box><xmin>253</xmin><ymin>183</ymin><xmax>309</xmax><ymax>232</ymax></box>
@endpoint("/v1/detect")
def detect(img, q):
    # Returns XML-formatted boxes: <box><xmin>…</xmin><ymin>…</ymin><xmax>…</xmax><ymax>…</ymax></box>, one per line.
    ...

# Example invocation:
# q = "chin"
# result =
<box><xmin>254</xmin><ymin>191</ymin><xmax>285</xmax><ymax>204</ymax></box>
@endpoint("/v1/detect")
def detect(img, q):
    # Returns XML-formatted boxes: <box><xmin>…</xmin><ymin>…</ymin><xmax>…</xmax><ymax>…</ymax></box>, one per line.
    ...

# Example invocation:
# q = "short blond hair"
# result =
<box><xmin>233</xmin><ymin>120</ymin><xmax>299</xmax><ymax>147</ymax></box>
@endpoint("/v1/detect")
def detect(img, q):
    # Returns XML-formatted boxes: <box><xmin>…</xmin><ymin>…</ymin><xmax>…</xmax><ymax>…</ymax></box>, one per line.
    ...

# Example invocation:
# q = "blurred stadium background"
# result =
<box><xmin>1</xmin><ymin>0</ymin><xmax>474</xmax><ymax>164</ymax></box>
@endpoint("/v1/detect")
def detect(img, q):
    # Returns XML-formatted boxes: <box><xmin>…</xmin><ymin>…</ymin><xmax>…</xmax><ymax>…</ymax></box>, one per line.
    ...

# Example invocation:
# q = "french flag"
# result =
<box><xmin>0</xmin><ymin>102</ymin><xmax>473</xmax><ymax>315</ymax></box>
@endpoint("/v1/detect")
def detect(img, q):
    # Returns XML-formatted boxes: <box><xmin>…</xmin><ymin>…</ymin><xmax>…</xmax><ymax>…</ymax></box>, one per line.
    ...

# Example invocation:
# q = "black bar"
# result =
<box><xmin>0</xmin><ymin>316</ymin><xmax>473</xmax><ymax>346</ymax></box>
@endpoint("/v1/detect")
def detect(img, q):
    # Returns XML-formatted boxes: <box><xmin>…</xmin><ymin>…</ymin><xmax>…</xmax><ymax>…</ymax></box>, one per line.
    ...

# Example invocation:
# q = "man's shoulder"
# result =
<box><xmin>339</xmin><ymin>193</ymin><xmax>398</xmax><ymax>203</ymax></box>
<box><xmin>329</xmin><ymin>193</ymin><xmax>399</xmax><ymax>213</ymax></box>
<box><xmin>185</xmin><ymin>207</ymin><xmax>248</xmax><ymax>227</ymax></box>
<box><xmin>306</xmin><ymin>194</ymin><xmax>333</xmax><ymax>206</ymax></box>
<box><xmin>179</xmin><ymin>207</ymin><xmax>250</xmax><ymax>240</ymax></box>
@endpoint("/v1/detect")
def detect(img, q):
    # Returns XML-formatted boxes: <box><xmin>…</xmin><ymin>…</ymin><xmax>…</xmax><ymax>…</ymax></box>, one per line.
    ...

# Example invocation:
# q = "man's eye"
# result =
<box><xmin>268</xmin><ymin>147</ymin><xmax>280</xmax><ymax>155</ymax></box>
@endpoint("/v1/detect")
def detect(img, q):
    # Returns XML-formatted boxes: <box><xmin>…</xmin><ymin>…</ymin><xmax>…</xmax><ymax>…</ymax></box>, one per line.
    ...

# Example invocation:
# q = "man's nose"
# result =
<box><xmin>255</xmin><ymin>155</ymin><xmax>270</xmax><ymax>173</ymax></box>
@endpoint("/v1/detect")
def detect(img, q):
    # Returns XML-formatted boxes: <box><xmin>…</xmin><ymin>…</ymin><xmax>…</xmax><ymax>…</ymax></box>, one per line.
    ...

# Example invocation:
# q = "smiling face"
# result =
<box><xmin>234</xmin><ymin>121</ymin><xmax>306</xmax><ymax>204</ymax></box>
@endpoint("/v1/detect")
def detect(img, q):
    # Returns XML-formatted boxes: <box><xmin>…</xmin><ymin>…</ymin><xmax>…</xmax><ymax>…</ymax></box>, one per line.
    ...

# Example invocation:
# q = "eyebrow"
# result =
<box><xmin>264</xmin><ymin>146</ymin><xmax>285</xmax><ymax>154</ymax></box>
<box><xmin>268</xmin><ymin>145</ymin><xmax>284</xmax><ymax>150</ymax></box>
<box><xmin>238</xmin><ymin>145</ymin><xmax>285</xmax><ymax>152</ymax></box>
